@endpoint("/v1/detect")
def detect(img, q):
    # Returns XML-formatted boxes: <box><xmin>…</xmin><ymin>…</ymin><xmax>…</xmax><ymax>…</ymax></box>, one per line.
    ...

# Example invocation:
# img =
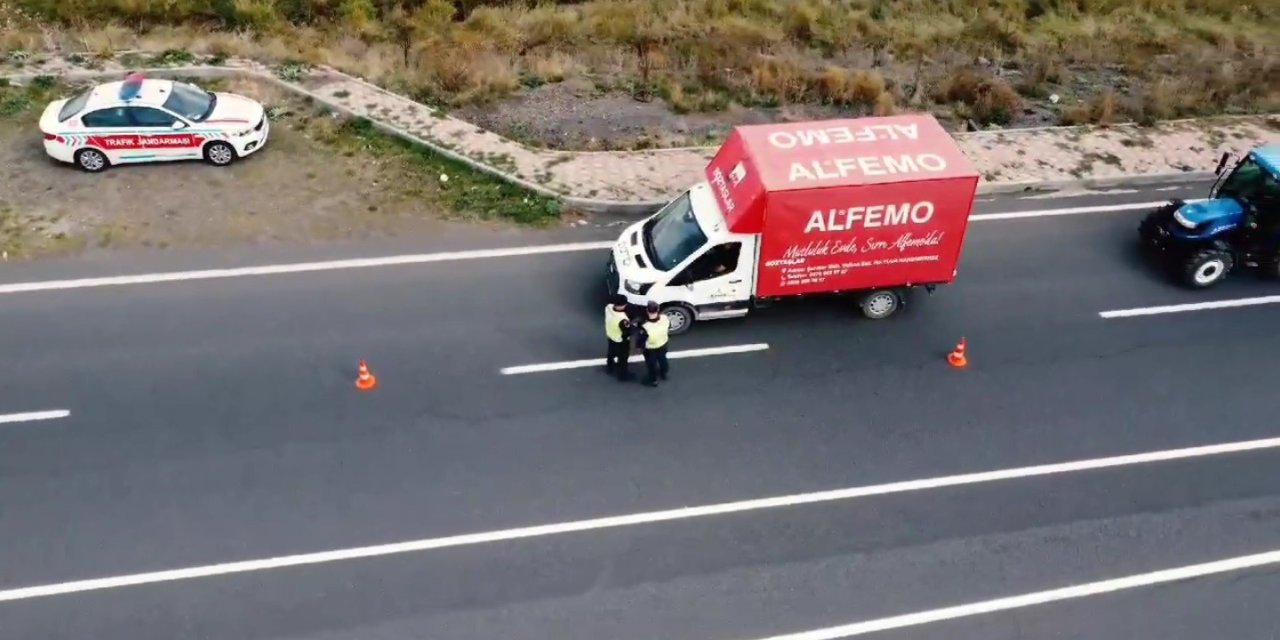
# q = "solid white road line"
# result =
<box><xmin>0</xmin><ymin>410</ymin><xmax>70</xmax><ymax>425</ymax></box>
<box><xmin>2</xmin><ymin>433</ymin><xmax>1279</xmax><ymax>603</ymax></box>
<box><xmin>970</xmin><ymin>198</ymin><xmax>1200</xmax><ymax>222</ymax></box>
<box><xmin>500</xmin><ymin>343</ymin><xmax>770</xmax><ymax>375</ymax></box>
<box><xmin>0</xmin><ymin>241</ymin><xmax>613</xmax><ymax>295</ymax></box>
<box><xmin>0</xmin><ymin>199</ymin><xmax>1190</xmax><ymax>295</ymax></box>
<box><xmin>1100</xmin><ymin>295</ymin><xmax>1280</xmax><ymax>318</ymax></box>
<box><xmin>742</xmin><ymin>548</ymin><xmax>1280</xmax><ymax>639</ymax></box>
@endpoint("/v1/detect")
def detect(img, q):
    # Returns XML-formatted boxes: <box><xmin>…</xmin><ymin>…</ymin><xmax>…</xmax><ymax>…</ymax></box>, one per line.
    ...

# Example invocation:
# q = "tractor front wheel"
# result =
<box><xmin>1182</xmin><ymin>248</ymin><xmax>1234</xmax><ymax>288</ymax></box>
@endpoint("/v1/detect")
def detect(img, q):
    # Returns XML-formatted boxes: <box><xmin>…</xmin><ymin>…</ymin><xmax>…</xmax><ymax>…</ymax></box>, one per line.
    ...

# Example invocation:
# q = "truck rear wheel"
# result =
<box><xmin>662</xmin><ymin>304</ymin><xmax>695</xmax><ymax>335</ymax></box>
<box><xmin>1182</xmin><ymin>248</ymin><xmax>1233</xmax><ymax>288</ymax></box>
<box><xmin>858</xmin><ymin>290</ymin><xmax>900</xmax><ymax>320</ymax></box>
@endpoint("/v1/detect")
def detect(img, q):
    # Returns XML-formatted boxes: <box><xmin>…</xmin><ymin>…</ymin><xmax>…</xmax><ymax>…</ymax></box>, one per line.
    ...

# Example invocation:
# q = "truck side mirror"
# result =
<box><xmin>1214</xmin><ymin>151</ymin><xmax>1230</xmax><ymax>176</ymax></box>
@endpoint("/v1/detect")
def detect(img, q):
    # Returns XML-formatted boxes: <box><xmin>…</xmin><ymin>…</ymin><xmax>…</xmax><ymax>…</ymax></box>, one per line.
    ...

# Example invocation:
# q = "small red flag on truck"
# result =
<box><xmin>704</xmin><ymin>114</ymin><xmax>980</xmax><ymax>298</ymax></box>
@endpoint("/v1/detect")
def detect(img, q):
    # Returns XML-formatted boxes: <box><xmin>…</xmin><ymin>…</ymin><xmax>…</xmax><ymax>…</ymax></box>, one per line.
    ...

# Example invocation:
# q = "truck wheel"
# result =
<box><xmin>1182</xmin><ymin>249</ymin><xmax>1233</xmax><ymax>288</ymax></box>
<box><xmin>859</xmin><ymin>290</ymin><xmax>900</xmax><ymax>320</ymax></box>
<box><xmin>662</xmin><ymin>304</ymin><xmax>695</xmax><ymax>335</ymax></box>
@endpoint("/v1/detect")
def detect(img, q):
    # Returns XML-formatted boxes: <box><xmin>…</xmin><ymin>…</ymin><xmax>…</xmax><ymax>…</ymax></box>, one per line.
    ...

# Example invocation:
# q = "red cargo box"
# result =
<box><xmin>704</xmin><ymin>114</ymin><xmax>980</xmax><ymax>298</ymax></box>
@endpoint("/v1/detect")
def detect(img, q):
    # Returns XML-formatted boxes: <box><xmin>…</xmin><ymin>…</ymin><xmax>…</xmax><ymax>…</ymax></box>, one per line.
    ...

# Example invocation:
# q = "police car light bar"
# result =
<box><xmin>119</xmin><ymin>72</ymin><xmax>145</xmax><ymax>101</ymax></box>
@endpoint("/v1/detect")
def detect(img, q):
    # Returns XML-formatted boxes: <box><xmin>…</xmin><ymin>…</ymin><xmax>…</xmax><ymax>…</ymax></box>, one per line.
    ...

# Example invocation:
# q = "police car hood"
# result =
<box><xmin>205</xmin><ymin>93</ymin><xmax>264</xmax><ymax>126</ymax></box>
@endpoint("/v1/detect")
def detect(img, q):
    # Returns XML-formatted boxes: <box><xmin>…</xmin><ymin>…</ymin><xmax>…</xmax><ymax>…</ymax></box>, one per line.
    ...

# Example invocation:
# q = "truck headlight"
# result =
<box><xmin>624</xmin><ymin>279</ymin><xmax>651</xmax><ymax>295</ymax></box>
<box><xmin>1173</xmin><ymin>210</ymin><xmax>1196</xmax><ymax>229</ymax></box>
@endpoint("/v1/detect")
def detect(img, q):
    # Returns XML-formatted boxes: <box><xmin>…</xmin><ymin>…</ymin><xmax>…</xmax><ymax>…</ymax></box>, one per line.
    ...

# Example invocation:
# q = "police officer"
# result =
<box><xmin>604</xmin><ymin>294</ymin><xmax>633</xmax><ymax>381</ymax></box>
<box><xmin>638</xmin><ymin>301</ymin><xmax>670</xmax><ymax>387</ymax></box>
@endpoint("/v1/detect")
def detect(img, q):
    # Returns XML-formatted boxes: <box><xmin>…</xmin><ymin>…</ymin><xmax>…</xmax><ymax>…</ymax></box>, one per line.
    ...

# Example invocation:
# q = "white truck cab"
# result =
<box><xmin>607</xmin><ymin>181</ymin><xmax>757</xmax><ymax>333</ymax></box>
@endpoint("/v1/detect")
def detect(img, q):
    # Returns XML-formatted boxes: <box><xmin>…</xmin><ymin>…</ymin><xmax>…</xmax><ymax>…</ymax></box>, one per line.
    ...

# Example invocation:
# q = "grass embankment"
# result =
<box><xmin>2</xmin><ymin>0</ymin><xmax>1277</xmax><ymax>129</ymax></box>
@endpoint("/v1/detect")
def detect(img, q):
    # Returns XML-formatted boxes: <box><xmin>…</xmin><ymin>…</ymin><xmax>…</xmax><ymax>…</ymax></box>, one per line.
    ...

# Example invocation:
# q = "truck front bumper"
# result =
<box><xmin>605</xmin><ymin>255</ymin><xmax>622</xmax><ymax>296</ymax></box>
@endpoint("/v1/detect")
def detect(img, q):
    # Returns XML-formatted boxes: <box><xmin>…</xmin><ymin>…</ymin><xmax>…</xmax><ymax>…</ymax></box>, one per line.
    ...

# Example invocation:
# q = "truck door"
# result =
<box><xmin>669</xmin><ymin>241</ymin><xmax>752</xmax><ymax>313</ymax></box>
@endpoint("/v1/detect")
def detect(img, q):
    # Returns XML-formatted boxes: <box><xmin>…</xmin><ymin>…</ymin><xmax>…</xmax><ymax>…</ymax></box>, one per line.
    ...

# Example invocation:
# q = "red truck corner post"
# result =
<box><xmin>704</xmin><ymin>114</ymin><xmax>980</xmax><ymax>298</ymax></box>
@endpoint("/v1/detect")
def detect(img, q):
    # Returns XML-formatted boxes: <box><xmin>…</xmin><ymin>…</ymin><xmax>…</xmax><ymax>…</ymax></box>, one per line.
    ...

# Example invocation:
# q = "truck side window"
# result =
<box><xmin>675</xmin><ymin>242</ymin><xmax>742</xmax><ymax>284</ymax></box>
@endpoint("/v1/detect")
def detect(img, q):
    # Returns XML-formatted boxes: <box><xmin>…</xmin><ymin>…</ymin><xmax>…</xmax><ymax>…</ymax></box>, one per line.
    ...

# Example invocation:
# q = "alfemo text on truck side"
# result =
<box><xmin>788</xmin><ymin>153</ymin><xmax>948</xmax><ymax>182</ymax></box>
<box><xmin>765</xmin><ymin>123</ymin><xmax>949</xmax><ymax>183</ymax></box>
<box><xmin>804</xmin><ymin>201</ymin><xmax>935</xmax><ymax>233</ymax></box>
<box><xmin>766</xmin><ymin>123</ymin><xmax>921</xmax><ymax>148</ymax></box>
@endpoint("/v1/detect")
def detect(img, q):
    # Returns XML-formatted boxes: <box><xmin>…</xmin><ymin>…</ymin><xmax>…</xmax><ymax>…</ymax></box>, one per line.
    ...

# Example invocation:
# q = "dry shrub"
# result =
<box><xmin>813</xmin><ymin>67</ymin><xmax>885</xmax><ymax>107</ymax></box>
<box><xmin>957</xmin><ymin>8</ymin><xmax>1025</xmax><ymax>60</ymax></box>
<box><xmin>1016</xmin><ymin>49</ymin><xmax>1066</xmax><ymax>98</ymax></box>
<box><xmin>518</xmin><ymin>4</ymin><xmax>581</xmax><ymax>50</ymax></box>
<box><xmin>461</xmin><ymin>6</ymin><xmax>525</xmax><ymax>54</ymax></box>
<box><xmin>661</xmin><ymin>82</ymin><xmax>730</xmax><ymax>114</ymax></box>
<box><xmin>1059</xmin><ymin>90</ymin><xmax>1120</xmax><ymax>125</ymax></box>
<box><xmin>1</xmin><ymin>28</ymin><xmax>43</xmax><ymax>54</ymax></box>
<box><xmin>781</xmin><ymin>0</ymin><xmax>857</xmax><ymax>54</ymax></box>
<box><xmin>417</xmin><ymin>41</ymin><xmax>519</xmax><ymax>105</ymax></box>
<box><xmin>936</xmin><ymin>68</ymin><xmax>1021</xmax><ymax>125</ymax></box>
<box><xmin>525</xmin><ymin>51</ymin><xmax>576</xmax><ymax>83</ymax></box>
<box><xmin>873</xmin><ymin>91</ymin><xmax>896</xmax><ymax>116</ymax></box>
<box><xmin>935</xmin><ymin>68</ymin><xmax>983</xmax><ymax>104</ymax></box>
<box><xmin>748</xmin><ymin>54</ymin><xmax>809</xmax><ymax>103</ymax></box>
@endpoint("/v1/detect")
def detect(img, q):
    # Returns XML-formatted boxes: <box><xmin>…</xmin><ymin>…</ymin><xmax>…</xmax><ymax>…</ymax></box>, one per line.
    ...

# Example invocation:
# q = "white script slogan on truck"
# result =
<box><xmin>763</xmin><ymin>199</ymin><xmax>946</xmax><ymax>289</ymax></box>
<box><xmin>766</xmin><ymin>124</ymin><xmax>949</xmax><ymax>183</ymax></box>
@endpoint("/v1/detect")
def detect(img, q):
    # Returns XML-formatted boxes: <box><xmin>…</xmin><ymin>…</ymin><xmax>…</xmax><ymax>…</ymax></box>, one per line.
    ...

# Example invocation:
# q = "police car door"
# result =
<box><xmin>126</xmin><ymin>106</ymin><xmax>192</xmax><ymax>162</ymax></box>
<box><xmin>80</xmin><ymin>106</ymin><xmax>134</xmax><ymax>163</ymax></box>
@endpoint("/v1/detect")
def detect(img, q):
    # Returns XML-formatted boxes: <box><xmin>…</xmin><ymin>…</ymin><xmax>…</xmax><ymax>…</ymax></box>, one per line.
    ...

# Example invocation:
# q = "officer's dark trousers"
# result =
<box><xmin>606</xmin><ymin>339</ymin><xmax>631</xmax><ymax>378</ymax></box>
<box><xmin>643</xmin><ymin>345</ymin><xmax>669</xmax><ymax>384</ymax></box>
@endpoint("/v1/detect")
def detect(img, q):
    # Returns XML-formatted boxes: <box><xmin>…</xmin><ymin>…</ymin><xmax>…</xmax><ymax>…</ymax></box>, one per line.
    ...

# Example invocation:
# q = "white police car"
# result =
<box><xmin>38</xmin><ymin>72</ymin><xmax>269</xmax><ymax>172</ymax></box>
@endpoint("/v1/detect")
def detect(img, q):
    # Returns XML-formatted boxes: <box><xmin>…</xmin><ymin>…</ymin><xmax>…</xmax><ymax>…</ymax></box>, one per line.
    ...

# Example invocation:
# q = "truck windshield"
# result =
<box><xmin>645</xmin><ymin>192</ymin><xmax>708</xmax><ymax>271</ymax></box>
<box><xmin>1217</xmin><ymin>158</ymin><xmax>1278</xmax><ymax>202</ymax></box>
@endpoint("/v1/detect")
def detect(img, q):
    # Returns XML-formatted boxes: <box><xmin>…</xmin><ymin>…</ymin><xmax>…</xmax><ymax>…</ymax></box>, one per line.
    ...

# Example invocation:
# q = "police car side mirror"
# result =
<box><xmin>171</xmin><ymin>121</ymin><xmax>187</xmax><ymax>130</ymax></box>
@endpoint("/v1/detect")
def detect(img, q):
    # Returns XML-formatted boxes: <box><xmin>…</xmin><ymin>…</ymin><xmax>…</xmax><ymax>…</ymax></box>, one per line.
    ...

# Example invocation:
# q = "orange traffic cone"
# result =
<box><xmin>355</xmin><ymin>359</ymin><xmax>377</xmax><ymax>391</ymax></box>
<box><xmin>947</xmin><ymin>338</ymin><xmax>968</xmax><ymax>368</ymax></box>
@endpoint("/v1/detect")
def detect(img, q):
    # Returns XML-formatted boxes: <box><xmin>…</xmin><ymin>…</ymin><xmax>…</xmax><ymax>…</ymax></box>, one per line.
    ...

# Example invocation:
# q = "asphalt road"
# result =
<box><xmin>3</xmin><ymin>182</ymin><xmax>1280</xmax><ymax>639</ymax></box>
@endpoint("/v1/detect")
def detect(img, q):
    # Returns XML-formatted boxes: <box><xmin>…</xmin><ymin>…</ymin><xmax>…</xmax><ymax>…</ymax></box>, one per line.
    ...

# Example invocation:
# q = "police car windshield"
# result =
<box><xmin>162</xmin><ymin>82</ymin><xmax>216</xmax><ymax>121</ymax></box>
<box><xmin>645</xmin><ymin>192</ymin><xmax>708</xmax><ymax>271</ymax></box>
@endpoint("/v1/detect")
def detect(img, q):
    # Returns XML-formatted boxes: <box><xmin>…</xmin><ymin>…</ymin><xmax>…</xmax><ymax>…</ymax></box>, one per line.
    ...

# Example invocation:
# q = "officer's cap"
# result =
<box><xmin>611</xmin><ymin>294</ymin><xmax>628</xmax><ymax>307</ymax></box>
<box><xmin>646</xmin><ymin>301</ymin><xmax>660</xmax><ymax>314</ymax></box>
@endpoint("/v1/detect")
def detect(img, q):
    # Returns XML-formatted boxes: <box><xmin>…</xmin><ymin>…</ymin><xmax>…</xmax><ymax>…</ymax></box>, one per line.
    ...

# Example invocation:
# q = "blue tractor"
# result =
<box><xmin>1138</xmin><ymin>144</ymin><xmax>1280</xmax><ymax>288</ymax></box>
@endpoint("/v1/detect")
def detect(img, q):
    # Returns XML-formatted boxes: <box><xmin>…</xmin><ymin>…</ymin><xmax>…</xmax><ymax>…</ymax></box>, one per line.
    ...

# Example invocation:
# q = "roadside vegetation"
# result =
<box><xmin>1</xmin><ymin>0</ymin><xmax>1276</xmax><ymax>149</ymax></box>
<box><xmin>0</xmin><ymin>76</ymin><xmax>559</xmax><ymax>259</ymax></box>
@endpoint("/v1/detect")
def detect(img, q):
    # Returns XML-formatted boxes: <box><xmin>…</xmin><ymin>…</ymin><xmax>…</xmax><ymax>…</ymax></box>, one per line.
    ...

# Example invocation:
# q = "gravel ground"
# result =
<box><xmin>451</xmin><ymin>64</ymin><xmax>1075</xmax><ymax>152</ymax></box>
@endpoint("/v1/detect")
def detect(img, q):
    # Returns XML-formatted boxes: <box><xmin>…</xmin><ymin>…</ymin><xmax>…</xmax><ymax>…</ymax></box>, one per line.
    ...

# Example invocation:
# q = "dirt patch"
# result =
<box><xmin>452</xmin><ymin>71</ymin><xmax>1074</xmax><ymax>151</ymax></box>
<box><xmin>0</xmin><ymin>76</ymin><xmax>561</xmax><ymax>260</ymax></box>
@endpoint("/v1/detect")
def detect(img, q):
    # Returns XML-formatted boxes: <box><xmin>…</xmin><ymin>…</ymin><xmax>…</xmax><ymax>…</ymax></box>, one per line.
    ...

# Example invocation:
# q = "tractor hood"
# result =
<box><xmin>1175</xmin><ymin>198</ymin><xmax>1243</xmax><ymax>227</ymax></box>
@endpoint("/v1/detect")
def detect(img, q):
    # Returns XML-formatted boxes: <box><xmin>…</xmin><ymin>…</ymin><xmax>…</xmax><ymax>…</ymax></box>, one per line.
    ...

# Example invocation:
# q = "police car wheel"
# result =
<box><xmin>75</xmin><ymin>148</ymin><xmax>109</xmax><ymax>173</ymax></box>
<box><xmin>662</xmin><ymin>304</ymin><xmax>694</xmax><ymax>335</ymax></box>
<box><xmin>203</xmin><ymin>141</ymin><xmax>237</xmax><ymax>167</ymax></box>
<box><xmin>859</xmin><ymin>290</ymin><xmax>900</xmax><ymax>320</ymax></box>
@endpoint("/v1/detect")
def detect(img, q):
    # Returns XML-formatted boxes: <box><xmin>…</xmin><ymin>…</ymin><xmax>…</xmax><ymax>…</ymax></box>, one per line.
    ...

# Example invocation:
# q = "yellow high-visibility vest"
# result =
<box><xmin>644</xmin><ymin>316</ymin><xmax>670</xmax><ymax>349</ymax></box>
<box><xmin>605</xmin><ymin>305</ymin><xmax>628</xmax><ymax>342</ymax></box>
